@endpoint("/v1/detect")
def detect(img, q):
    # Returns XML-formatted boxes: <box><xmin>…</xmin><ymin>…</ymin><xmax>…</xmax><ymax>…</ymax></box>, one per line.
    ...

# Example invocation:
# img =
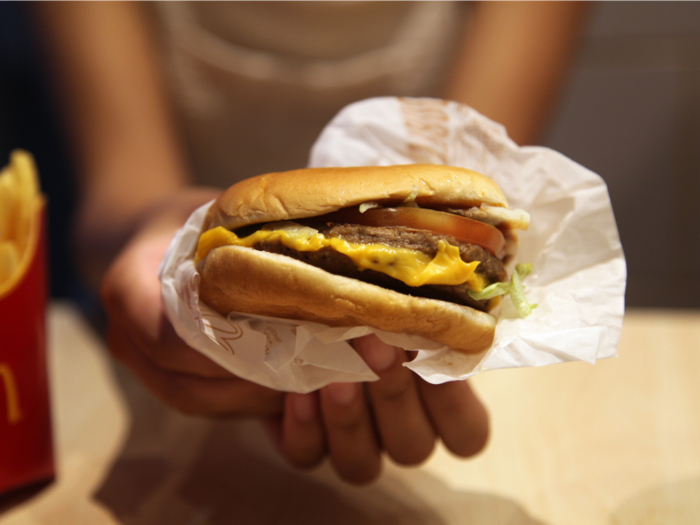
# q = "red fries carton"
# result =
<box><xmin>0</xmin><ymin>151</ymin><xmax>54</xmax><ymax>495</ymax></box>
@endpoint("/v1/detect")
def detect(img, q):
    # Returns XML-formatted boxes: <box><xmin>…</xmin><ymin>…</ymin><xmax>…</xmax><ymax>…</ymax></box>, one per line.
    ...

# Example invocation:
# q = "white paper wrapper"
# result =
<box><xmin>159</xmin><ymin>97</ymin><xmax>626</xmax><ymax>392</ymax></box>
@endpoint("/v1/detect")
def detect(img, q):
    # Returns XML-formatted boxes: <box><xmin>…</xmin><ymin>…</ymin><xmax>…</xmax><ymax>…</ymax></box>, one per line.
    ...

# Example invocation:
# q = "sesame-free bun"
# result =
<box><xmin>205</xmin><ymin>164</ymin><xmax>509</xmax><ymax>232</ymax></box>
<box><xmin>198</xmin><ymin>245</ymin><xmax>497</xmax><ymax>354</ymax></box>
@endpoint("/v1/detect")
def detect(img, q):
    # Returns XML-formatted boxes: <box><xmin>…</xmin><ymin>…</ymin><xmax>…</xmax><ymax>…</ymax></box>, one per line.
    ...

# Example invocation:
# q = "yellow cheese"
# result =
<box><xmin>196</xmin><ymin>226</ymin><xmax>487</xmax><ymax>291</ymax></box>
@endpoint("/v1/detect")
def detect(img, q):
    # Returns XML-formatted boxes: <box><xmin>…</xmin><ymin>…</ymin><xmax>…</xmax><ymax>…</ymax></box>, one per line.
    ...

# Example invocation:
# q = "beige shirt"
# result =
<box><xmin>152</xmin><ymin>1</ymin><xmax>466</xmax><ymax>186</ymax></box>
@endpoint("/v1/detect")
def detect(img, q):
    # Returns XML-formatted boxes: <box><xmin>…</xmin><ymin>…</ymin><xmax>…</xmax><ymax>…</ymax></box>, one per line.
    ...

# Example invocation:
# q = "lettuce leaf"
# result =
<box><xmin>468</xmin><ymin>263</ymin><xmax>537</xmax><ymax>318</ymax></box>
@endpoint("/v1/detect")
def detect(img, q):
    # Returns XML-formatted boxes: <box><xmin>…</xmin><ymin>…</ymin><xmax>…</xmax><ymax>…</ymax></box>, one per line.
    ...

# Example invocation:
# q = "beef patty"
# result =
<box><xmin>252</xmin><ymin>223</ymin><xmax>506</xmax><ymax>311</ymax></box>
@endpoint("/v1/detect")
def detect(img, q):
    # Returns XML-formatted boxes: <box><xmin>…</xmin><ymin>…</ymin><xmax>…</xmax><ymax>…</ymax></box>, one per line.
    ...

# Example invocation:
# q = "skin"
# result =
<box><xmin>33</xmin><ymin>1</ymin><xmax>587</xmax><ymax>484</ymax></box>
<box><xmin>443</xmin><ymin>1</ymin><xmax>591</xmax><ymax>145</ymax></box>
<box><xmin>100</xmin><ymin>194</ymin><xmax>489</xmax><ymax>484</ymax></box>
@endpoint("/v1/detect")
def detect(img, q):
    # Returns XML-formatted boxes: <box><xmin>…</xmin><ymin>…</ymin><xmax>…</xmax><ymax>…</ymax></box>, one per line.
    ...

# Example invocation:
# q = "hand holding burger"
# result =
<box><xmin>99</xmin><ymin>185</ymin><xmax>490</xmax><ymax>484</ymax></box>
<box><xmin>103</xmin><ymin>164</ymin><xmax>529</xmax><ymax>484</ymax></box>
<box><xmin>188</xmin><ymin>164</ymin><xmax>532</xmax><ymax>482</ymax></box>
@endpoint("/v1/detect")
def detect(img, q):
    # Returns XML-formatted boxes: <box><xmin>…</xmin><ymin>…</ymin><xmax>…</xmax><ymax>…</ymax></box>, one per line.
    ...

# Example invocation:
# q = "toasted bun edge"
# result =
<box><xmin>206</xmin><ymin>164</ymin><xmax>509</xmax><ymax>231</ymax></box>
<box><xmin>198</xmin><ymin>245</ymin><xmax>496</xmax><ymax>355</ymax></box>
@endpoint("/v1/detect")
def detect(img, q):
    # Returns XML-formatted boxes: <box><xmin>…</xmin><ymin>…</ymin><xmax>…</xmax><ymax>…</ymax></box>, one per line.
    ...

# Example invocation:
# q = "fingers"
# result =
<box><xmin>102</xmin><ymin>235</ymin><xmax>284</xmax><ymax>417</ymax></box>
<box><xmin>155</xmin><ymin>316</ymin><xmax>234</xmax><ymax>378</ymax></box>
<box><xmin>280</xmin><ymin>393</ymin><xmax>325</xmax><ymax>469</ymax></box>
<box><xmin>281</xmin><ymin>384</ymin><xmax>381</xmax><ymax>484</ymax></box>
<box><xmin>108</xmin><ymin>325</ymin><xmax>284</xmax><ymax>417</ymax></box>
<box><xmin>353</xmin><ymin>334</ymin><xmax>488</xmax><ymax>460</ymax></box>
<box><xmin>319</xmin><ymin>382</ymin><xmax>382</xmax><ymax>484</ymax></box>
<box><xmin>278</xmin><ymin>335</ymin><xmax>489</xmax><ymax>484</ymax></box>
<box><xmin>353</xmin><ymin>336</ymin><xmax>436</xmax><ymax>466</ymax></box>
<box><xmin>101</xmin><ymin>239</ymin><xmax>232</xmax><ymax>379</ymax></box>
<box><xmin>417</xmin><ymin>379</ymin><xmax>489</xmax><ymax>458</ymax></box>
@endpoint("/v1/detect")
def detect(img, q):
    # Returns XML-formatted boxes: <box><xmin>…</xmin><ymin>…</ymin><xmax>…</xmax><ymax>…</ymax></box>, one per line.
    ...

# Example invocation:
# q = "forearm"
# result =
<box><xmin>33</xmin><ymin>2</ymin><xmax>190</xmax><ymax>287</ymax></box>
<box><xmin>443</xmin><ymin>1</ymin><xmax>590</xmax><ymax>145</ymax></box>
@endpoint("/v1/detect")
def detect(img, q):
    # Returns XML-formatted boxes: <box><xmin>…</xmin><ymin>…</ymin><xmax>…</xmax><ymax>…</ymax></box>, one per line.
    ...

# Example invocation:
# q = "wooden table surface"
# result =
<box><xmin>2</xmin><ymin>302</ymin><xmax>700</xmax><ymax>525</ymax></box>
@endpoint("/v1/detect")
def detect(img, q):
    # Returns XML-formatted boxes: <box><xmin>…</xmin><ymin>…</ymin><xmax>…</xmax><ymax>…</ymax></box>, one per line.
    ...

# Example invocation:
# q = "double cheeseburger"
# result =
<box><xmin>195</xmin><ymin>164</ymin><xmax>530</xmax><ymax>354</ymax></box>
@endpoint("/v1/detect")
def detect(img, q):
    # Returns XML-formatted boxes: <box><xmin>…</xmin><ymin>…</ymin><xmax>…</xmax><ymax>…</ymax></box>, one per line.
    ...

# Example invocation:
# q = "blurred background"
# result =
<box><xmin>0</xmin><ymin>2</ymin><xmax>76</xmax><ymax>299</ymax></box>
<box><xmin>543</xmin><ymin>1</ymin><xmax>700</xmax><ymax>308</ymax></box>
<box><xmin>0</xmin><ymin>1</ymin><xmax>698</xmax><ymax>308</ymax></box>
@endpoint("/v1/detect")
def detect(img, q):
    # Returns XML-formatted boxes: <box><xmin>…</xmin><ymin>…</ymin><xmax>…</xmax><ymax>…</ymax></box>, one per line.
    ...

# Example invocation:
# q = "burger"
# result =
<box><xmin>195</xmin><ymin>164</ymin><xmax>531</xmax><ymax>354</ymax></box>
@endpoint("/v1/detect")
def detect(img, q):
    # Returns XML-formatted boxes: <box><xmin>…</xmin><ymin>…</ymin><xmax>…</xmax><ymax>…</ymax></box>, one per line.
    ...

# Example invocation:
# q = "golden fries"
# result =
<box><xmin>0</xmin><ymin>242</ymin><xmax>20</xmax><ymax>285</ymax></box>
<box><xmin>0</xmin><ymin>151</ymin><xmax>41</xmax><ymax>294</ymax></box>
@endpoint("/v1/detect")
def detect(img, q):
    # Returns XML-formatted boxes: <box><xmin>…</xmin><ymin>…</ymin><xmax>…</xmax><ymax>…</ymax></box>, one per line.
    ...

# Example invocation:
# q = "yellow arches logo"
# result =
<box><xmin>0</xmin><ymin>364</ymin><xmax>22</xmax><ymax>424</ymax></box>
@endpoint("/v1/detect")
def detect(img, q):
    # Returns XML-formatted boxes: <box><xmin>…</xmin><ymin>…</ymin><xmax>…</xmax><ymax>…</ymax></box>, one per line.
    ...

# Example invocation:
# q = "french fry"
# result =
<box><xmin>0</xmin><ymin>151</ymin><xmax>41</xmax><ymax>291</ymax></box>
<box><xmin>0</xmin><ymin>167</ymin><xmax>18</xmax><ymax>246</ymax></box>
<box><xmin>0</xmin><ymin>242</ymin><xmax>20</xmax><ymax>285</ymax></box>
<box><xmin>11</xmin><ymin>152</ymin><xmax>39</xmax><ymax>258</ymax></box>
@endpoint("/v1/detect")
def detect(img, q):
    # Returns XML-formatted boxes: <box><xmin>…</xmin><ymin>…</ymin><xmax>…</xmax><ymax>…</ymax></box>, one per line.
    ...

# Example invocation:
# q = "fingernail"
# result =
<box><xmin>291</xmin><ymin>393</ymin><xmax>317</xmax><ymax>424</ymax></box>
<box><xmin>325</xmin><ymin>382</ymin><xmax>357</xmax><ymax>406</ymax></box>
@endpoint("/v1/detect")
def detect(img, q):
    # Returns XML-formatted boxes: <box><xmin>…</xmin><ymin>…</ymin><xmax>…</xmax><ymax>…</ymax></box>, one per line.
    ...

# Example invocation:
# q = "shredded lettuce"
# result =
<box><xmin>510</xmin><ymin>265</ymin><xmax>537</xmax><ymax>317</ymax></box>
<box><xmin>515</xmin><ymin>262</ymin><xmax>533</xmax><ymax>279</ymax></box>
<box><xmin>467</xmin><ymin>281</ymin><xmax>509</xmax><ymax>301</ymax></box>
<box><xmin>468</xmin><ymin>263</ymin><xmax>537</xmax><ymax>318</ymax></box>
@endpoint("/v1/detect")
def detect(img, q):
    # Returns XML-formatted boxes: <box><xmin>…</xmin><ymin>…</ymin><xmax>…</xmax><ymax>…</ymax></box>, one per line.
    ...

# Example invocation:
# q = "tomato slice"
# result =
<box><xmin>316</xmin><ymin>207</ymin><xmax>506</xmax><ymax>258</ymax></box>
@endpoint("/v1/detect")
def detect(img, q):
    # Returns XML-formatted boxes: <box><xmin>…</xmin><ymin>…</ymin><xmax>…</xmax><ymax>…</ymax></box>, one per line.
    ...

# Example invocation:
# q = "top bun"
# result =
<box><xmin>205</xmin><ymin>164</ymin><xmax>509</xmax><ymax>231</ymax></box>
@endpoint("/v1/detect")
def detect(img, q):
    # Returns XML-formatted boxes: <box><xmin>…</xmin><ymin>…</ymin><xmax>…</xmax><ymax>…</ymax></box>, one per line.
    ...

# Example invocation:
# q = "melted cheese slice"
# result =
<box><xmin>196</xmin><ymin>226</ymin><xmax>487</xmax><ymax>291</ymax></box>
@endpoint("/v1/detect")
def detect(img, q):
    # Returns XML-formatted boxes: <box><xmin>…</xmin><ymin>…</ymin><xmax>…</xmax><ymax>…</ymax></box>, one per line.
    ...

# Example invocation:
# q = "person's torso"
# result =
<box><xmin>150</xmin><ymin>1</ymin><xmax>467</xmax><ymax>186</ymax></box>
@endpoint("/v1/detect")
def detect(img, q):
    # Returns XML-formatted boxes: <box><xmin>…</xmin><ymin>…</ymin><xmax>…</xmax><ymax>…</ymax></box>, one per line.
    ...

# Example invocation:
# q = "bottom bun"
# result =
<box><xmin>198</xmin><ymin>245</ymin><xmax>496</xmax><ymax>354</ymax></box>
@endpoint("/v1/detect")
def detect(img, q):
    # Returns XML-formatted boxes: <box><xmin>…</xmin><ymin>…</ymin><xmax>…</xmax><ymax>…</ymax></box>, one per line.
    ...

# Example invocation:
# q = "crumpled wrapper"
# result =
<box><xmin>159</xmin><ymin>97</ymin><xmax>626</xmax><ymax>393</ymax></box>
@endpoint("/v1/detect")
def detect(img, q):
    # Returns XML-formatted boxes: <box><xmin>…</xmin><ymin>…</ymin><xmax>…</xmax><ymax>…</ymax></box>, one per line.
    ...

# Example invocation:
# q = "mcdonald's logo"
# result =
<box><xmin>0</xmin><ymin>363</ymin><xmax>22</xmax><ymax>424</ymax></box>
